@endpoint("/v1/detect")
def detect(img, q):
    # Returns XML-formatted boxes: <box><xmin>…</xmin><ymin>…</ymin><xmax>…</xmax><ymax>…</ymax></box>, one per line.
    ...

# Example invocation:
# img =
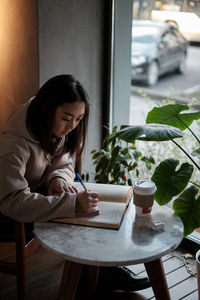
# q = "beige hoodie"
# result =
<box><xmin>0</xmin><ymin>99</ymin><xmax>77</xmax><ymax>222</ymax></box>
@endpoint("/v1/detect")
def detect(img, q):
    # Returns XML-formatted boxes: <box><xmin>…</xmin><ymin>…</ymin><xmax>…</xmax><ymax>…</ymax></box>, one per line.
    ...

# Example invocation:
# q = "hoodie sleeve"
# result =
<box><xmin>43</xmin><ymin>137</ymin><xmax>76</xmax><ymax>186</ymax></box>
<box><xmin>0</xmin><ymin>149</ymin><xmax>77</xmax><ymax>223</ymax></box>
<box><xmin>44</xmin><ymin>152</ymin><xmax>76</xmax><ymax>187</ymax></box>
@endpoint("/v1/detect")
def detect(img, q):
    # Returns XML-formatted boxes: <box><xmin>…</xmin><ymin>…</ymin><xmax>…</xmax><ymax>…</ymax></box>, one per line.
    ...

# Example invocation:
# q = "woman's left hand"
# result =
<box><xmin>48</xmin><ymin>177</ymin><xmax>78</xmax><ymax>196</ymax></box>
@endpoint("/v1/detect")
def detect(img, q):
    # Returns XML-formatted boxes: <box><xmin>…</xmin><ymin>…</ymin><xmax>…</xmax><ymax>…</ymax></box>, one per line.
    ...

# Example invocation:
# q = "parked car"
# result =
<box><xmin>131</xmin><ymin>20</ymin><xmax>189</xmax><ymax>86</ymax></box>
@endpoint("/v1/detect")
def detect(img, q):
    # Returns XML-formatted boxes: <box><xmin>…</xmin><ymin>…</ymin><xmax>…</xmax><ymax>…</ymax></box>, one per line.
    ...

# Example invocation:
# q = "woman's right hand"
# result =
<box><xmin>76</xmin><ymin>190</ymin><xmax>99</xmax><ymax>213</ymax></box>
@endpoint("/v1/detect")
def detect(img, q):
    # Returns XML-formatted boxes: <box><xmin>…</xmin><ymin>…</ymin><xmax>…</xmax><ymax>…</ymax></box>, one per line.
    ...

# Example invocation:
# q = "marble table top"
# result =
<box><xmin>34</xmin><ymin>201</ymin><xmax>184</xmax><ymax>266</ymax></box>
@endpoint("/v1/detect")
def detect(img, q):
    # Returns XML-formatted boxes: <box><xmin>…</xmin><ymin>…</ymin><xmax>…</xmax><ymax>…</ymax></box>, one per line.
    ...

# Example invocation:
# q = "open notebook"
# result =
<box><xmin>53</xmin><ymin>182</ymin><xmax>133</xmax><ymax>230</ymax></box>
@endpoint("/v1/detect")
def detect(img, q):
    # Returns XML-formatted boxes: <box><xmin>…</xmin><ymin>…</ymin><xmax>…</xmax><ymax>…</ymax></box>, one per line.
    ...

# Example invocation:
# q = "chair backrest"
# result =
<box><xmin>0</xmin><ymin>219</ymin><xmax>39</xmax><ymax>300</ymax></box>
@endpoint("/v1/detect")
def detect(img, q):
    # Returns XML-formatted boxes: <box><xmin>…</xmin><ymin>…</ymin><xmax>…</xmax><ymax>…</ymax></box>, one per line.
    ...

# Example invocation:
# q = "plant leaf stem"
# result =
<box><xmin>177</xmin><ymin>115</ymin><xmax>200</xmax><ymax>144</ymax></box>
<box><xmin>172</xmin><ymin>139</ymin><xmax>200</xmax><ymax>171</ymax></box>
<box><xmin>189</xmin><ymin>180</ymin><xmax>200</xmax><ymax>188</ymax></box>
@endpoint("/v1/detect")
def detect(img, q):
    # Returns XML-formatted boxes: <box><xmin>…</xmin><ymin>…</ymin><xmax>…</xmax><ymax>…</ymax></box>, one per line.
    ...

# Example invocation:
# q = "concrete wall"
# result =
<box><xmin>38</xmin><ymin>0</ymin><xmax>104</xmax><ymax>176</ymax></box>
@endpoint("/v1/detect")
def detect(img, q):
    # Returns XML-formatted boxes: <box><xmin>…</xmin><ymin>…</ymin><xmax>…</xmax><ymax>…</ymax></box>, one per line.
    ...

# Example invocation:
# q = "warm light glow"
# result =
<box><xmin>0</xmin><ymin>1</ymin><xmax>38</xmax><ymax>131</ymax></box>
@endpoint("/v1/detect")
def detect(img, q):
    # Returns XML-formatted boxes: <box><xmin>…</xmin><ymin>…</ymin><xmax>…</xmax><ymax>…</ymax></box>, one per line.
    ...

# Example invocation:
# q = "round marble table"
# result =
<box><xmin>34</xmin><ymin>201</ymin><xmax>183</xmax><ymax>300</ymax></box>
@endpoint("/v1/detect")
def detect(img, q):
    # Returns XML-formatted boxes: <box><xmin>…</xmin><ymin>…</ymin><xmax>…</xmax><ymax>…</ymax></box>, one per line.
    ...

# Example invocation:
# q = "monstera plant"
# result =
<box><xmin>113</xmin><ymin>103</ymin><xmax>200</xmax><ymax>237</ymax></box>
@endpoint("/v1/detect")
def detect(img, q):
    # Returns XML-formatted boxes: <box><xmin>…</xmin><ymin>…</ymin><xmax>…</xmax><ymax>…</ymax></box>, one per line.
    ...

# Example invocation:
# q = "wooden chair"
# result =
<box><xmin>0</xmin><ymin>218</ymin><xmax>39</xmax><ymax>300</ymax></box>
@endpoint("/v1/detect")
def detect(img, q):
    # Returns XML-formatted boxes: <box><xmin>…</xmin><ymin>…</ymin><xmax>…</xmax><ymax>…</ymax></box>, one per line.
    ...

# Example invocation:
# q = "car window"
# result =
<box><xmin>171</xmin><ymin>28</ymin><xmax>186</xmax><ymax>43</ymax></box>
<box><xmin>162</xmin><ymin>30</ymin><xmax>178</xmax><ymax>47</ymax></box>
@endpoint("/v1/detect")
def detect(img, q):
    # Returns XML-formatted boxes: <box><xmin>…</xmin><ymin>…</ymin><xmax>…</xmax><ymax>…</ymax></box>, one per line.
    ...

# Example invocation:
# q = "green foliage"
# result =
<box><xmin>87</xmin><ymin>102</ymin><xmax>200</xmax><ymax>237</ymax></box>
<box><xmin>90</xmin><ymin>126</ymin><xmax>155</xmax><ymax>186</ymax></box>
<box><xmin>152</xmin><ymin>158</ymin><xmax>193</xmax><ymax>205</ymax></box>
<box><xmin>146</xmin><ymin>104</ymin><xmax>200</xmax><ymax>130</ymax></box>
<box><xmin>173</xmin><ymin>186</ymin><xmax>200</xmax><ymax>237</ymax></box>
<box><xmin>116</xmin><ymin>124</ymin><xmax>183</xmax><ymax>142</ymax></box>
<box><xmin>113</xmin><ymin>103</ymin><xmax>200</xmax><ymax>237</ymax></box>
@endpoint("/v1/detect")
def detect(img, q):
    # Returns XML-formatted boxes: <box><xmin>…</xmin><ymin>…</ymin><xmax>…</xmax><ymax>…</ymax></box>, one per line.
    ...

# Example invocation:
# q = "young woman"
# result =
<box><xmin>0</xmin><ymin>74</ymin><xmax>98</xmax><ymax>222</ymax></box>
<box><xmin>0</xmin><ymin>74</ymin><xmax>150</xmax><ymax>292</ymax></box>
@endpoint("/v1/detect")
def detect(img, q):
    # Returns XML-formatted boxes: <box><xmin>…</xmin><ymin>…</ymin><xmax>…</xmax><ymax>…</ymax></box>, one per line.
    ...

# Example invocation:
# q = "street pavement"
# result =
<box><xmin>130</xmin><ymin>84</ymin><xmax>200</xmax><ymax>125</ymax></box>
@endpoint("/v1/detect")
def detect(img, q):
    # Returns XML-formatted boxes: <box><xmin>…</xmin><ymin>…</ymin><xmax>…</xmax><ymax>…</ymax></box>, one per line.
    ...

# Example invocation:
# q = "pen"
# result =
<box><xmin>76</xmin><ymin>172</ymin><xmax>87</xmax><ymax>191</ymax></box>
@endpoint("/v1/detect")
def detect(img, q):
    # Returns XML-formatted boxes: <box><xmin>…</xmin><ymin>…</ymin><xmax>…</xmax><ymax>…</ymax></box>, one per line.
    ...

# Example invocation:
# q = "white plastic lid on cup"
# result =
<box><xmin>133</xmin><ymin>180</ymin><xmax>156</xmax><ymax>196</ymax></box>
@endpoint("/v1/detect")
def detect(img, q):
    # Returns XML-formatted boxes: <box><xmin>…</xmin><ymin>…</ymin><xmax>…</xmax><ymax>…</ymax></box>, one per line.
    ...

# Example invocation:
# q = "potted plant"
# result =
<box><xmin>113</xmin><ymin>103</ymin><xmax>200</xmax><ymax>237</ymax></box>
<box><xmin>88</xmin><ymin>126</ymin><xmax>155</xmax><ymax>186</ymax></box>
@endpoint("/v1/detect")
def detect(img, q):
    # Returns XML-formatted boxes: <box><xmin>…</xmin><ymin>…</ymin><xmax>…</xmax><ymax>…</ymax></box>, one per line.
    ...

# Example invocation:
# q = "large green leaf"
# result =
<box><xmin>114</xmin><ymin>124</ymin><xmax>183</xmax><ymax>142</ymax></box>
<box><xmin>146</xmin><ymin>104</ymin><xmax>200</xmax><ymax>130</ymax></box>
<box><xmin>151</xmin><ymin>158</ymin><xmax>193</xmax><ymax>205</ymax></box>
<box><xmin>173</xmin><ymin>186</ymin><xmax>200</xmax><ymax>237</ymax></box>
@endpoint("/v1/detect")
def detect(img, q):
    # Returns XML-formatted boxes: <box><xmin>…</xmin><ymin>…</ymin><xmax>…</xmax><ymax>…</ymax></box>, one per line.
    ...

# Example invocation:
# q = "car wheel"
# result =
<box><xmin>176</xmin><ymin>54</ymin><xmax>186</xmax><ymax>74</ymax></box>
<box><xmin>146</xmin><ymin>61</ymin><xmax>159</xmax><ymax>86</ymax></box>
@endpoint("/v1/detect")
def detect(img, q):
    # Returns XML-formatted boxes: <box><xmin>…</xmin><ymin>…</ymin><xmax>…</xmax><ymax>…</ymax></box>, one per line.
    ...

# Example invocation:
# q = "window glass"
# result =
<box><xmin>162</xmin><ymin>30</ymin><xmax>177</xmax><ymax>46</ymax></box>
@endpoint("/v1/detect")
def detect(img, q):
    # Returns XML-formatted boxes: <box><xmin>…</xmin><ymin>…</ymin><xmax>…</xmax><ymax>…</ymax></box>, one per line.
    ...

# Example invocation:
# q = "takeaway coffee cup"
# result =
<box><xmin>133</xmin><ymin>180</ymin><xmax>157</xmax><ymax>216</ymax></box>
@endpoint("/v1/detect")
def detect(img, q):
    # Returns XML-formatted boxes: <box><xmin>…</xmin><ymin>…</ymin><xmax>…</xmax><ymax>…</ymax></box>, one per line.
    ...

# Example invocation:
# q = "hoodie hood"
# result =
<box><xmin>2</xmin><ymin>98</ymin><xmax>39</xmax><ymax>144</ymax></box>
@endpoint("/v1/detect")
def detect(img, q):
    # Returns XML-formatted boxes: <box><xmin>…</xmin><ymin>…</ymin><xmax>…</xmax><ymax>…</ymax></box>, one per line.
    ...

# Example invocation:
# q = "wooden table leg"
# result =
<box><xmin>88</xmin><ymin>266</ymin><xmax>99</xmax><ymax>299</ymax></box>
<box><xmin>59</xmin><ymin>260</ymin><xmax>83</xmax><ymax>300</ymax></box>
<box><xmin>144</xmin><ymin>258</ymin><xmax>171</xmax><ymax>300</ymax></box>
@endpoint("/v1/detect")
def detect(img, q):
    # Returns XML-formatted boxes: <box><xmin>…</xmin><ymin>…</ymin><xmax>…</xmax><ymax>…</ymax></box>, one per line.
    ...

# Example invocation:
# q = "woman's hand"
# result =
<box><xmin>48</xmin><ymin>177</ymin><xmax>78</xmax><ymax>196</ymax></box>
<box><xmin>76</xmin><ymin>190</ymin><xmax>99</xmax><ymax>213</ymax></box>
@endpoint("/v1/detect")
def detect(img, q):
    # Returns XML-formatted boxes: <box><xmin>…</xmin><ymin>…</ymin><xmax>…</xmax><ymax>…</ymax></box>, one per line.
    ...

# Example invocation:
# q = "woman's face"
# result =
<box><xmin>52</xmin><ymin>101</ymin><xmax>86</xmax><ymax>138</ymax></box>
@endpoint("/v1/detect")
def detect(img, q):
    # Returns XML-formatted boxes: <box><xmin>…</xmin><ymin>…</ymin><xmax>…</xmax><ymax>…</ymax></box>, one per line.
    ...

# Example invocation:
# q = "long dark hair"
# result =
<box><xmin>26</xmin><ymin>74</ymin><xmax>90</xmax><ymax>156</ymax></box>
